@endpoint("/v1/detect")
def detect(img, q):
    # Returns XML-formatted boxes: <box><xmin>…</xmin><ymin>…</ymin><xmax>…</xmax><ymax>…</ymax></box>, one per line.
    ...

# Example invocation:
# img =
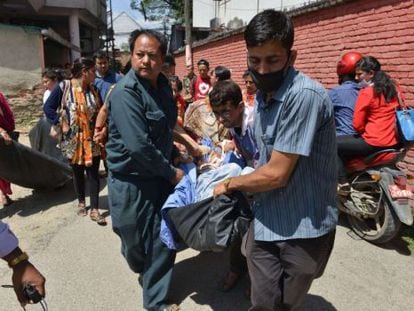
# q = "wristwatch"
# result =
<box><xmin>8</xmin><ymin>252</ymin><xmax>29</xmax><ymax>268</ymax></box>
<box><xmin>223</xmin><ymin>178</ymin><xmax>232</xmax><ymax>192</ymax></box>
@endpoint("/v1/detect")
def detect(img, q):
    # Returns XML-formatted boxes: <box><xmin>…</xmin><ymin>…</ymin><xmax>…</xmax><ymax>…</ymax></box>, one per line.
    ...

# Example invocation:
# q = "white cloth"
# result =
<box><xmin>43</xmin><ymin>90</ymin><xmax>51</xmax><ymax>104</ymax></box>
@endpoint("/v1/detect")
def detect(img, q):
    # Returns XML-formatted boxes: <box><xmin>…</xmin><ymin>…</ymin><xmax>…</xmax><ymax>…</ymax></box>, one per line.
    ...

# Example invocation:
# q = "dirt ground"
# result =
<box><xmin>1</xmin><ymin>134</ymin><xmax>414</xmax><ymax>311</ymax></box>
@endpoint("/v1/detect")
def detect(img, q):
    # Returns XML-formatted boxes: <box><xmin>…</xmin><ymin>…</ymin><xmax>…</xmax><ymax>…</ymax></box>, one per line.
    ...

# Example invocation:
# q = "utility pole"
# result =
<box><xmin>257</xmin><ymin>0</ymin><xmax>260</xmax><ymax>13</ymax></box>
<box><xmin>106</xmin><ymin>0</ymin><xmax>115</xmax><ymax>67</ymax></box>
<box><xmin>184</xmin><ymin>0</ymin><xmax>192</xmax><ymax>67</ymax></box>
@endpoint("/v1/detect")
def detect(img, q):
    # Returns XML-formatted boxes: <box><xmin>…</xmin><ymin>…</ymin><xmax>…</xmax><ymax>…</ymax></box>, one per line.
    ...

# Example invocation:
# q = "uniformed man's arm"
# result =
<box><xmin>173</xmin><ymin>124</ymin><xmax>205</xmax><ymax>157</ymax></box>
<box><xmin>110</xmin><ymin>89</ymin><xmax>177</xmax><ymax>181</ymax></box>
<box><xmin>93</xmin><ymin>103</ymin><xmax>108</xmax><ymax>147</ymax></box>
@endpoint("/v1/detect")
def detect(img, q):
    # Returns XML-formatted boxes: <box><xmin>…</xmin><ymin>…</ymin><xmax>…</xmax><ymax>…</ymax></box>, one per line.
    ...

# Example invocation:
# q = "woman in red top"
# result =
<box><xmin>337</xmin><ymin>56</ymin><xmax>401</xmax><ymax>187</ymax></box>
<box><xmin>194</xmin><ymin>59</ymin><xmax>211</xmax><ymax>100</ymax></box>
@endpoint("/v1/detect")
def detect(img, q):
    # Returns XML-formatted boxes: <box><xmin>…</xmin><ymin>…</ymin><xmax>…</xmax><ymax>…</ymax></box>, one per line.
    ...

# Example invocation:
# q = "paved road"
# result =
<box><xmin>1</xmin><ymin>146</ymin><xmax>413</xmax><ymax>310</ymax></box>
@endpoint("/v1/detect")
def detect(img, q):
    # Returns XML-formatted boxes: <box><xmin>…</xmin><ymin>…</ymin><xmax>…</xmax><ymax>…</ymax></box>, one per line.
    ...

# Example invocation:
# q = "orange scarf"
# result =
<box><xmin>71</xmin><ymin>80</ymin><xmax>93</xmax><ymax>166</ymax></box>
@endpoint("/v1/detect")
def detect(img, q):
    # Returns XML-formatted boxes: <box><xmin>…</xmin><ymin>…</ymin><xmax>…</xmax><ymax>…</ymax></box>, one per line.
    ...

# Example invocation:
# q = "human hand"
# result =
<box><xmin>213</xmin><ymin>182</ymin><xmax>228</xmax><ymax>198</ymax></box>
<box><xmin>93</xmin><ymin>126</ymin><xmax>107</xmax><ymax>147</ymax></box>
<box><xmin>61</xmin><ymin>119</ymin><xmax>70</xmax><ymax>135</ymax></box>
<box><xmin>0</xmin><ymin>131</ymin><xmax>12</xmax><ymax>145</ymax></box>
<box><xmin>222</xmin><ymin>140</ymin><xmax>235</xmax><ymax>153</ymax></box>
<box><xmin>12</xmin><ymin>261</ymin><xmax>45</xmax><ymax>306</ymax></box>
<box><xmin>173</xmin><ymin>153</ymin><xmax>193</xmax><ymax>166</ymax></box>
<box><xmin>170</xmin><ymin>168</ymin><xmax>185</xmax><ymax>185</ymax></box>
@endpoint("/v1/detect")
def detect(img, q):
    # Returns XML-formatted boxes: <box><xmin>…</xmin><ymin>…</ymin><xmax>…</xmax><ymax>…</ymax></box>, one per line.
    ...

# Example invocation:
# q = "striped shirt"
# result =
<box><xmin>253</xmin><ymin>67</ymin><xmax>338</xmax><ymax>241</ymax></box>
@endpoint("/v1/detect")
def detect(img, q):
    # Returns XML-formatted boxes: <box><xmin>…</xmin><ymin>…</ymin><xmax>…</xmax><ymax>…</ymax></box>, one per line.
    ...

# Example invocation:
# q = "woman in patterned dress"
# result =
<box><xmin>44</xmin><ymin>58</ymin><xmax>106</xmax><ymax>225</ymax></box>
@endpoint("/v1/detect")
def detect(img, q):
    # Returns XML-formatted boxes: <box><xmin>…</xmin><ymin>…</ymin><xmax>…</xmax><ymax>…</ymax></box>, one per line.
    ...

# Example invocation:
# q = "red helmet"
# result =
<box><xmin>337</xmin><ymin>52</ymin><xmax>363</xmax><ymax>76</ymax></box>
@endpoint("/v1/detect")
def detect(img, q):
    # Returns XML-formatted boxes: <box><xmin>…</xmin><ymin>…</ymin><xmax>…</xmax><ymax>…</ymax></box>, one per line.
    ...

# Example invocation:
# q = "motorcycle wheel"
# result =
<box><xmin>347</xmin><ymin>196</ymin><xmax>401</xmax><ymax>244</ymax></box>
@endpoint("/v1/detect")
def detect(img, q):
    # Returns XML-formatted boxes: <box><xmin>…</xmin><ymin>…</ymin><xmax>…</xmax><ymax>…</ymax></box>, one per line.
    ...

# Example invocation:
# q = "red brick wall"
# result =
<box><xmin>176</xmin><ymin>33</ymin><xmax>248</xmax><ymax>86</ymax></box>
<box><xmin>175</xmin><ymin>0</ymin><xmax>414</xmax><ymax>102</ymax></box>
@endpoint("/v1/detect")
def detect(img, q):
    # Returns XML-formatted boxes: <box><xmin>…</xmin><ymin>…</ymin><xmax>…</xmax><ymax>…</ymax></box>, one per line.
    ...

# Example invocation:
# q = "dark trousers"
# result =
<box><xmin>230</xmin><ymin>235</ymin><xmax>247</xmax><ymax>275</ymax></box>
<box><xmin>337</xmin><ymin>135</ymin><xmax>395</xmax><ymax>183</ymax></box>
<box><xmin>246</xmin><ymin>223</ymin><xmax>336</xmax><ymax>311</ymax></box>
<box><xmin>108</xmin><ymin>174</ymin><xmax>176</xmax><ymax>311</ymax></box>
<box><xmin>71</xmin><ymin>156</ymin><xmax>100</xmax><ymax>208</ymax></box>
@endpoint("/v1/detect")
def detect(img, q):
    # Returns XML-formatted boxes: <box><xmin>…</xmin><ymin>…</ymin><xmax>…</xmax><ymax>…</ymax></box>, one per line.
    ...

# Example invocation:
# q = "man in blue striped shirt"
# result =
<box><xmin>214</xmin><ymin>10</ymin><xmax>337</xmax><ymax>310</ymax></box>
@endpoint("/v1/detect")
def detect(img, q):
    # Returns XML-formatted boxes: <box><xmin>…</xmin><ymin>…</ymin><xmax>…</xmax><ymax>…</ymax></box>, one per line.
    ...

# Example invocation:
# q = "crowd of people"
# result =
<box><xmin>0</xmin><ymin>8</ymin><xmax>408</xmax><ymax>311</ymax></box>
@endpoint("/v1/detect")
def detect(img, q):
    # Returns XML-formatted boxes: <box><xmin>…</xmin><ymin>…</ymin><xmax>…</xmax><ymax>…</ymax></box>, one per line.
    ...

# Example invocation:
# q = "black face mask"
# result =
<box><xmin>248</xmin><ymin>53</ymin><xmax>290</xmax><ymax>93</ymax></box>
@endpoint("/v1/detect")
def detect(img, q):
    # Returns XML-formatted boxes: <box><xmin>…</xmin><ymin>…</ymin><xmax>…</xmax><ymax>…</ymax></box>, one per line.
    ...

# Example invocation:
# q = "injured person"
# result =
<box><xmin>161</xmin><ymin>80</ymin><xmax>259</xmax><ymax>251</ymax></box>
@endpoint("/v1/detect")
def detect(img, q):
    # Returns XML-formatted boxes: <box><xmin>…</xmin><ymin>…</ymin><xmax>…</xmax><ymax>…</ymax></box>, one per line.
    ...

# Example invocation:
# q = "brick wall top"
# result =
<box><xmin>175</xmin><ymin>0</ymin><xmax>414</xmax><ymax>102</ymax></box>
<box><xmin>174</xmin><ymin>0</ymin><xmax>355</xmax><ymax>54</ymax></box>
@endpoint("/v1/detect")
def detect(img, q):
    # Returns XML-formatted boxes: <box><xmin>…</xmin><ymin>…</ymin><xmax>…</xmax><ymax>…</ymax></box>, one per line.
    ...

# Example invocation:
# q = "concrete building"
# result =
<box><xmin>112</xmin><ymin>11</ymin><xmax>142</xmax><ymax>51</ymax></box>
<box><xmin>0</xmin><ymin>0</ymin><xmax>106</xmax><ymax>93</ymax></box>
<box><xmin>193</xmin><ymin>0</ymin><xmax>320</xmax><ymax>28</ymax></box>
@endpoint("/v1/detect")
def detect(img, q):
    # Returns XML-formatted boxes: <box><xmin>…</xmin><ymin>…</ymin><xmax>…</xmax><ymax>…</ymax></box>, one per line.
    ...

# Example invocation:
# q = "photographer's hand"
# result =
<box><xmin>3</xmin><ymin>248</ymin><xmax>45</xmax><ymax>307</ymax></box>
<box><xmin>12</xmin><ymin>260</ymin><xmax>45</xmax><ymax>306</ymax></box>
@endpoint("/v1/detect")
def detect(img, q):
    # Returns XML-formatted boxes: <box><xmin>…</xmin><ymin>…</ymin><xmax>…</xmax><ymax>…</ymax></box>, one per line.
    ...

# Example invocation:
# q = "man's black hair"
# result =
<box><xmin>129</xmin><ymin>29</ymin><xmax>167</xmax><ymax>56</ymax></box>
<box><xmin>209</xmin><ymin>80</ymin><xmax>242</xmax><ymax>108</ymax></box>
<box><xmin>121</xmin><ymin>60</ymin><xmax>132</xmax><ymax>75</ymax></box>
<box><xmin>242</xmin><ymin>69</ymin><xmax>251</xmax><ymax>78</ymax></box>
<box><xmin>169</xmin><ymin>75</ymin><xmax>183</xmax><ymax>92</ymax></box>
<box><xmin>93</xmin><ymin>50</ymin><xmax>109</xmax><ymax>61</ymax></box>
<box><xmin>214</xmin><ymin>66</ymin><xmax>231</xmax><ymax>81</ymax></box>
<box><xmin>197</xmin><ymin>59</ymin><xmax>210</xmax><ymax>68</ymax></box>
<box><xmin>164</xmin><ymin>54</ymin><xmax>176</xmax><ymax>66</ymax></box>
<box><xmin>244</xmin><ymin>9</ymin><xmax>294</xmax><ymax>50</ymax></box>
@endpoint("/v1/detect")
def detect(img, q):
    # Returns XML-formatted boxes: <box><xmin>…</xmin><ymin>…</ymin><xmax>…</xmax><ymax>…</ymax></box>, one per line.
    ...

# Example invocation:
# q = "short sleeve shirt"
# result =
<box><xmin>328</xmin><ymin>81</ymin><xmax>360</xmax><ymax>136</ymax></box>
<box><xmin>253</xmin><ymin>67</ymin><xmax>338</xmax><ymax>241</ymax></box>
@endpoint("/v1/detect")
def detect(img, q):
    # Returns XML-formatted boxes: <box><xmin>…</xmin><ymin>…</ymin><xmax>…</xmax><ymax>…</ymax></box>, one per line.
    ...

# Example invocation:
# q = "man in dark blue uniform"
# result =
<box><xmin>106</xmin><ymin>29</ymin><xmax>184</xmax><ymax>311</ymax></box>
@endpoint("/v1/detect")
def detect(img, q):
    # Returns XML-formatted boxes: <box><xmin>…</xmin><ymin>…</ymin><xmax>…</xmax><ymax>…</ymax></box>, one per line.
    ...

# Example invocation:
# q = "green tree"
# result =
<box><xmin>120</xmin><ymin>42</ymin><xmax>130</xmax><ymax>52</ymax></box>
<box><xmin>130</xmin><ymin>0</ymin><xmax>186</xmax><ymax>23</ymax></box>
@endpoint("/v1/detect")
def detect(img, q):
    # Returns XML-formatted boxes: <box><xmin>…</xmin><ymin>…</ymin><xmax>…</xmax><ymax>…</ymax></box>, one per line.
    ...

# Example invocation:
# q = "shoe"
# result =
<box><xmin>218</xmin><ymin>270</ymin><xmax>241</xmax><ymax>292</ymax></box>
<box><xmin>162</xmin><ymin>304</ymin><xmax>180</xmax><ymax>311</ymax></box>
<box><xmin>337</xmin><ymin>183</ymin><xmax>351</xmax><ymax>196</ymax></box>
<box><xmin>89</xmin><ymin>209</ymin><xmax>107</xmax><ymax>226</ymax></box>
<box><xmin>76</xmin><ymin>202</ymin><xmax>87</xmax><ymax>216</ymax></box>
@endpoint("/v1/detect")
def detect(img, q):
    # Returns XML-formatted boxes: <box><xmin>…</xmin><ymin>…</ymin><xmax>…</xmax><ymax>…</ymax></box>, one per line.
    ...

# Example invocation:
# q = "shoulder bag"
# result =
<box><xmin>395</xmin><ymin>92</ymin><xmax>414</xmax><ymax>142</ymax></box>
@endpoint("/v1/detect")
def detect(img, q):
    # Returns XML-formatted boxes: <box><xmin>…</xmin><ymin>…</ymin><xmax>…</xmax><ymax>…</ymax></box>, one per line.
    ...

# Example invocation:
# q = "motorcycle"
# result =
<box><xmin>337</xmin><ymin>148</ymin><xmax>414</xmax><ymax>244</ymax></box>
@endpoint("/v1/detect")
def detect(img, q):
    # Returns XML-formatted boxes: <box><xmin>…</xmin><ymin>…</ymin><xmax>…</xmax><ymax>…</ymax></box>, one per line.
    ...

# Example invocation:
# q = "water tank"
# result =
<box><xmin>210</xmin><ymin>17</ymin><xmax>222</xmax><ymax>30</ymax></box>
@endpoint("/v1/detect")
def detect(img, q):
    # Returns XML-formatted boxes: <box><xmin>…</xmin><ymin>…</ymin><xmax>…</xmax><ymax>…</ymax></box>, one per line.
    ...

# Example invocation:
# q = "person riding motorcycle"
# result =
<box><xmin>329</xmin><ymin>51</ymin><xmax>362</xmax><ymax>136</ymax></box>
<box><xmin>337</xmin><ymin>55</ymin><xmax>402</xmax><ymax>193</ymax></box>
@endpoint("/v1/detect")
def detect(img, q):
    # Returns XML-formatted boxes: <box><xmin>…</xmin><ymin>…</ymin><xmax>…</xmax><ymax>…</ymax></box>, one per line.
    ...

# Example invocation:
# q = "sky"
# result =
<box><xmin>110</xmin><ymin>0</ymin><xmax>165</xmax><ymax>30</ymax></box>
<box><xmin>111</xmin><ymin>0</ymin><xmax>143</xmax><ymax>21</ymax></box>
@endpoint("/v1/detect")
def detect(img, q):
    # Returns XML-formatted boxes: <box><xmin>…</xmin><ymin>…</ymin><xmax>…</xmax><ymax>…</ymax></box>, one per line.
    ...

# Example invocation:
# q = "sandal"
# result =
<box><xmin>218</xmin><ymin>271</ymin><xmax>241</xmax><ymax>292</ymax></box>
<box><xmin>90</xmin><ymin>209</ymin><xmax>107</xmax><ymax>226</ymax></box>
<box><xmin>76</xmin><ymin>202</ymin><xmax>87</xmax><ymax>216</ymax></box>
